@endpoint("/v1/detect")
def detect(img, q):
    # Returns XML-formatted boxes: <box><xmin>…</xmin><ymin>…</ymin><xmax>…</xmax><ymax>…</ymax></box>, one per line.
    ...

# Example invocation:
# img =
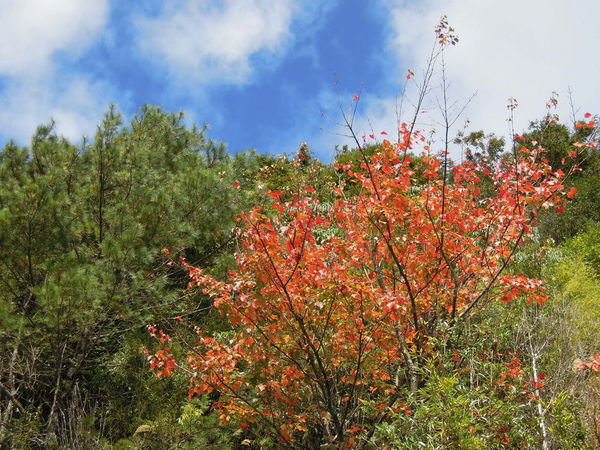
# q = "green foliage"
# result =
<box><xmin>0</xmin><ymin>106</ymin><xmax>598</xmax><ymax>447</ymax></box>
<box><xmin>564</xmin><ymin>222</ymin><xmax>600</xmax><ymax>275</ymax></box>
<box><xmin>0</xmin><ymin>106</ymin><xmax>247</xmax><ymax>447</ymax></box>
<box><xmin>373</xmin><ymin>373</ymin><xmax>536</xmax><ymax>448</ymax></box>
<box><xmin>454</xmin><ymin>129</ymin><xmax>506</xmax><ymax>163</ymax></box>
<box><xmin>507</xmin><ymin>222</ymin><xmax>600</xmax><ymax>448</ymax></box>
<box><xmin>553</xmin><ymin>234</ymin><xmax>600</xmax><ymax>349</ymax></box>
<box><xmin>546</xmin><ymin>392</ymin><xmax>589</xmax><ymax>449</ymax></box>
<box><xmin>525</xmin><ymin>120</ymin><xmax>600</xmax><ymax>241</ymax></box>
<box><xmin>367</xmin><ymin>232</ymin><xmax>597</xmax><ymax>449</ymax></box>
<box><xmin>113</xmin><ymin>396</ymin><xmax>235</xmax><ymax>450</ymax></box>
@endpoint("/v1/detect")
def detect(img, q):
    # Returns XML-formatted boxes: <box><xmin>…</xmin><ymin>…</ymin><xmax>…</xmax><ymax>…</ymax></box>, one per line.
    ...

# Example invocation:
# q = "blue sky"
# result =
<box><xmin>1</xmin><ymin>0</ymin><xmax>599</xmax><ymax>161</ymax></box>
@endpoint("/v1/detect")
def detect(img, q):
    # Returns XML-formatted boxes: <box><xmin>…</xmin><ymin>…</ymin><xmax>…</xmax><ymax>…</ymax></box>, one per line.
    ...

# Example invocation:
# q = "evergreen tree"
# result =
<box><xmin>0</xmin><ymin>106</ymin><xmax>246</xmax><ymax>446</ymax></box>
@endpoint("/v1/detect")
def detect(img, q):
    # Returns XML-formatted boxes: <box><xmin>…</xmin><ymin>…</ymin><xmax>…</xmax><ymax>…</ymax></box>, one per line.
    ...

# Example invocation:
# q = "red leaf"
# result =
<box><xmin>266</xmin><ymin>190</ymin><xmax>284</xmax><ymax>199</ymax></box>
<box><xmin>152</xmin><ymin>112</ymin><xmax>575</xmax><ymax>444</ymax></box>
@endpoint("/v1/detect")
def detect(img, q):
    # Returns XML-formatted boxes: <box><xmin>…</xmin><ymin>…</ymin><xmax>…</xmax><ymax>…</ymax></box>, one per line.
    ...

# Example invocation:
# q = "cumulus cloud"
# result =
<box><xmin>0</xmin><ymin>76</ymin><xmax>122</xmax><ymax>144</ymax></box>
<box><xmin>134</xmin><ymin>0</ymin><xmax>316</xmax><ymax>84</ymax></box>
<box><xmin>379</xmin><ymin>0</ymin><xmax>600</xmax><ymax>144</ymax></box>
<box><xmin>0</xmin><ymin>0</ymin><xmax>111</xmax><ymax>143</ymax></box>
<box><xmin>0</xmin><ymin>0</ymin><xmax>109</xmax><ymax>77</ymax></box>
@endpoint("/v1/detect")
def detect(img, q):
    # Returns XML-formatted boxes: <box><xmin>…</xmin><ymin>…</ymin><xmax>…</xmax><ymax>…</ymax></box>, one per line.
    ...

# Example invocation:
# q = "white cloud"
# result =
<box><xmin>0</xmin><ymin>0</ymin><xmax>109</xmax><ymax>77</ymax></box>
<box><xmin>373</xmin><ymin>0</ymin><xmax>600</xmax><ymax>152</ymax></box>
<box><xmin>135</xmin><ymin>0</ymin><xmax>303</xmax><ymax>84</ymax></box>
<box><xmin>0</xmin><ymin>76</ymin><xmax>122</xmax><ymax>144</ymax></box>
<box><xmin>0</xmin><ymin>0</ymin><xmax>111</xmax><ymax>143</ymax></box>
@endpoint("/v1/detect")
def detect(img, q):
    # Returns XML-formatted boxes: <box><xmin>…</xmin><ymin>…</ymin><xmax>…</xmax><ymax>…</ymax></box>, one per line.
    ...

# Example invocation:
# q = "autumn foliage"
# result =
<box><xmin>142</xmin><ymin>121</ymin><xmax>586</xmax><ymax>446</ymax></box>
<box><xmin>580</xmin><ymin>355</ymin><xmax>600</xmax><ymax>372</ymax></box>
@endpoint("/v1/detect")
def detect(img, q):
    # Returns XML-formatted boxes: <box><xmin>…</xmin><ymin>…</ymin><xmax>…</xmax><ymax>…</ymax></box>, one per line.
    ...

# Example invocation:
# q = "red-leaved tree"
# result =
<box><xmin>146</xmin><ymin>123</ymin><xmax>582</xmax><ymax>446</ymax></box>
<box><xmin>145</xmin><ymin>17</ymin><xmax>595</xmax><ymax>447</ymax></box>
